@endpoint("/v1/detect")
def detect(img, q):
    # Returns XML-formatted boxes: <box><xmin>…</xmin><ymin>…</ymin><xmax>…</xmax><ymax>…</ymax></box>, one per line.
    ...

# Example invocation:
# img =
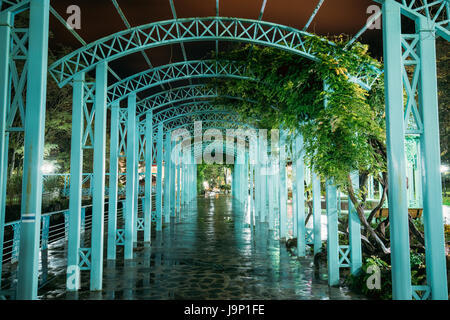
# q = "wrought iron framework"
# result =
<box><xmin>48</xmin><ymin>17</ymin><xmax>381</xmax><ymax>90</ymax></box>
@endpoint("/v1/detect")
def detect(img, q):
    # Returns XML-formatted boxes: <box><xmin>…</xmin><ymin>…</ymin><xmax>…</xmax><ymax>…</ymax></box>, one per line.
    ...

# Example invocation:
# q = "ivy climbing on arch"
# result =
<box><xmin>209</xmin><ymin>35</ymin><xmax>420</xmax><ymax>255</ymax></box>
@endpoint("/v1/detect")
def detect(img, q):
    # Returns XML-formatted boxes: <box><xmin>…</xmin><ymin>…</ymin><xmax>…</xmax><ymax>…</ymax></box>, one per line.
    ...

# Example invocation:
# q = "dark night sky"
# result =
<box><xmin>48</xmin><ymin>0</ymin><xmax>388</xmax><ymax>82</ymax></box>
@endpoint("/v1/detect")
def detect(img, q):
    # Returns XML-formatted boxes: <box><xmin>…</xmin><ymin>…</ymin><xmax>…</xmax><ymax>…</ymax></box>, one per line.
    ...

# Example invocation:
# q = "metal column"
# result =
<box><xmin>164</xmin><ymin>132</ymin><xmax>171</xmax><ymax>222</ymax></box>
<box><xmin>382</xmin><ymin>0</ymin><xmax>412</xmax><ymax>299</ymax></box>
<box><xmin>348</xmin><ymin>171</ymin><xmax>362</xmax><ymax>274</ymax></box>
<box><xmin>17</xmin><ymin>0</ymin><xmax>50</xmax><ymax>300</ymax></box>
<box><xmin>417</xmin><ymin>16</ymin><xmax>448</xmax><ymax>300</ymax></box>
<box><xmin>90</xmin><ymin>62</ymin><xmax>108</xmax><ymax>291</ymax></box>
<box><xmin>0</xmin><ymin>11</ymin><xmax>11</xmax><ymax>289</ymax></box>
<box><xmin>312</xmin><ymin>170</ymin><xmax>322</xmax><ymax>254</ymax></box>
<box><xmin>259</xmin><ymin>135</ymin><xmax>267</xmax><ymax>223</ymax></box>
<box><xmin>170</xmin><ymin>139</ymin><xmax>176</xmax><ymax>217</ymax></box>
<box><xmin>144</xmin><ymin>112</ymin><xmax>153</xmax><ymax>242</ymax></box>
<box><xmin>133</xmin><ymin>122</ymin><xmax>139</xmax><ymax>244</ymax></box>
<box><xmin>107</xmin><ymin>102</ymin><xmax>120</xmax><ymax>260</ymax></box>
<box><xmin>279</xmin><ymin>129</ymin><xmax>287</xmax><ymax>239</ymax></box>
<box><xmin>326</xmin><ymin>181</ymin><xmax>339</xmax><ymax>286</ymax></box>
<box><xmin>155</xmin><ymin>123</ymin><xmax>163</xmax><ymax>231</ymax></box>
<box><xmin>67</xmin><ymin>72</ymin><xmax>85</xmax><ymax>290</ymax></box>
<box><xmin>125</xmin><ymin>93</ymin><xmax>137</xmax><ymax>259</ymax></box>
<box><xmin>295</xmin><ymin>134</ymin><xmax>306</xmax><ymax>257</ymax></box>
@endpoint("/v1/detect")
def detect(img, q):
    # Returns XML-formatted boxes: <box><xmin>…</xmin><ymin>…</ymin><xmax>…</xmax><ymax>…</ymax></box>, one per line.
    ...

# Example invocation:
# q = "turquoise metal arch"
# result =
<box><xmin>49</xmin><ymin>17</ymin><xmax>381</xmax><ymax>90</ymax></box>
<box><xmin>153</xmin><ymin>119</ymin><xmax>254</xmax><ymax>135</ymax></box>
<box><xmin>147</xmin><ymin>98</ymin><xmax>252</xmax><ymax>124</ymax></box>
<box><xmin>107</xmin><ymin>60</ymin><xmax>253</xmax><ymax>109</ymax></box>
<box><xmin>0</xmin><ymin>0</ymin><xmax>31</xmax><ymax>14</ymax></box>
<box><xmin>150</xmin><ymin>110</ymin><xmax>251</xmax><ymax>138</ymax></box>
<box><xmin>162</xmin><ymin>122</ymin><xmax>256</xmax><ymax>160</ymax></box>
<box><xmin>373</xmin><ymin>0</ymin><xmax>449</xmax><ymax>41</ymax></box>
<box><xmin>145</xmin><ymin>119</ymin><xmax>255</xmax><ymax>166</ymax></box>
<box><xmin>138</xmin><ymin>84</ymin><xmax>252</xmax><ymax>116</ymax></box>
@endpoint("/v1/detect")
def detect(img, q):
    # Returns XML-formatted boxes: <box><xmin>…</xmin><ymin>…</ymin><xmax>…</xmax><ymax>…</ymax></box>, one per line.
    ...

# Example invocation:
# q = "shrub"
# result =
<box><xmin>346</xmin><ymin>256</ymin><xmax>392</xmax><ymax>300</ymax></box>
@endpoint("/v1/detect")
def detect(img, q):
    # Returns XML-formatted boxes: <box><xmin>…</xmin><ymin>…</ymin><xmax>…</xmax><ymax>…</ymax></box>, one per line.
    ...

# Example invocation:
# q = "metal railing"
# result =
<box><xmin>0</xmin><ymin>195</ymin><xmax>151</xmax><ymax>292</ymax></box>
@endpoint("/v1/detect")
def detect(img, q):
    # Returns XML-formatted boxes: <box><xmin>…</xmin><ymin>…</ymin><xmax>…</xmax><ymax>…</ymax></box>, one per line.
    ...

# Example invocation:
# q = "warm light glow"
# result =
<box><xmin>41</xmin><ymin>162</ymin><xmax>56</xmax><ymax>174</ymax></box>
<box><xmin>441</xmin><ymin>165</ymin><xmax>449</xmax><ymax>173</ymax></box>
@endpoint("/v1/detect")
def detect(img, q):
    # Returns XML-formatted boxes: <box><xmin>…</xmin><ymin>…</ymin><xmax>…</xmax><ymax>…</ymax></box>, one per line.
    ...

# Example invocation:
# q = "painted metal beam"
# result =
<box><xmin>417</xmin><ymin>15</ymin><xmax>448</xmax><ymax>300</ymax></box>
<box><xmin>373</xmin><ymin>0</ymin><xmax>449</xmax><ymax>41</ymax></box>
<box><xmin>303</xmin><ymin>0</ymin><xmax>325</xmax><ymax>31</ymax></box>
<box><xmin>382</xmin><ymin>0</ymin><xmax>412</xmax><ymax>300</ymax></box>
<box><xmin>348</xmin><ymin>171</ymin><xmax>362</xmax><ymax>274</ymax></box>
<box><xmin>279</xmin><ymin>129</ymin><xmax>287</xmax><ymax>239</ymax></box>
<box><xmin>49</xmin><ymin>6</ymin><xmax>122</xmax><ymax>82</ymax></box>
<box><xmin>326</xmin><ymin>180</ymin><xmax>339</xmax><ymax>286</ymax></box>
<box><xmin>90</xmin><ymin>62</ymin><xmax>108</xmax><ymax>291</ymax></box>
<box><xmin>295</xmin><ymin>134</ymin><xmax>306</xmax><ymax>257</ymax></box>
<box><xmin>125</xmin><ymin>93</ymin><xmax>137</xmax><ymax>260</ymax></box>
<box><xmin>345</xmin><ymin>9</ymin><xmax>382</xmax><ymax>49</ymax></box>
<box><xmin>312</xmin><ymin>170</ymin><xmax>322</xmax><ymax>255</ymax></box>
<box><xmin>0</xmin><ymin>10</ymin><xmax>11</xmax><ymax>289</ymax></box>
<box><xmin>16</xmin><ymin>0</ymin><xmax>49</xmax><ymax>300</ymax></box>
<box><xmin>0</xmin><ymin>0</ymin><xmax>30</xmax><ymax>15</ymax></box>
<box><xmin>155</xmin><ymin>122</ymin><xmax>163</xmax><ymax>231</ymax></box>
<box><xmin>110</xmin><ymin>0</ymin><xmax>160</xmax><ymax>86</ymax></box>
<box><xmin>107</xmin><ymin>60</ymin><xmax>253</xmax><ymax>108</ymax></box>
<box><xmin>163</xmin><ymin>131</ymin><xmax>171</xmax><ymax>223</ymax></box>
<box><xmin>107</xmin><ymin>102</ymin><xmax>120</xmax><ymax>260</ymax></box>
<box><xmin>67</xmin><ymin>72</ymin><xmax>85</xmax><ymax>291</ymax></box>
<box><xmin>170</xmin><ymin>139</ymin><xmax>176</xmax><ymax>217</ymax></box>
<box><xmin>49</xmin><ymin>17</ymin><xmax>381</xmax><ymax>90</ymax></box>
<box><xmin>144</xmin><ymin>111</ymin><xmax>153</xmax><ymax>242</ymax></box>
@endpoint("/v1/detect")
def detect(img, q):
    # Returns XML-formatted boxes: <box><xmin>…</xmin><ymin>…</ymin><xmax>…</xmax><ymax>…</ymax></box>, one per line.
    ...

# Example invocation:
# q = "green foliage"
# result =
<box><xmin>210</xmin><ymin>35</ymin><xmax>385</xmax><ymax>191</ymax></box>
<box><xmin>42</xmin><ymin>176</ymin><xmax>64</xmax><ymax>194</ymax></box>
<box><xmin>346</xmin><ymin>256</ymin><xmax>392</xmax><ymax>300</ymax></box>
<box><xmin>436</xmin><ymin>38</ymin><xmax>450</xmax><ymax>165</ymax></box>
<box><xmin>220</xmin><ymin>184</ymin><xmax>231</xmax><ymax>191</ymax></box>
<box><xmin>6</xmin><ymin>170</ymin><xmax>23</xmax><ymax>204</ymax></box>
<box><xmin>444</xmin><ymin>224</ymin><xmax>450</xmax><ymax>243</ymax></box>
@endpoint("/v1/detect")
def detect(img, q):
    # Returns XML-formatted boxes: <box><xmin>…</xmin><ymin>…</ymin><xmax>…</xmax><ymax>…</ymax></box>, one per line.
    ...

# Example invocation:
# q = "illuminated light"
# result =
<box><xmin>41</xmin><ymin>162</ymin><xmax>56</xmax><ymax>174</ymax></box>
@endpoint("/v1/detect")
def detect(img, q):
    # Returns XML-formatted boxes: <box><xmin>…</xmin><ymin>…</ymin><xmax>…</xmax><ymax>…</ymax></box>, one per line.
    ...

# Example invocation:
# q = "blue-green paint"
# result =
<box><xmin>383</xmin><ymin>0</ymin><xmax>412</xmax><ymax>300</ymax></box>
<box><xmin>125</xmin><ymin>93</ymin><xmax>137</xmax><ymax>259</ymax></box>
<box><xmin>16</xmin><ymin>0</ymin><xmax>49</xmax><ymax>300</ymax></box>
<box><xmin>417</xmin><ymin>16</ymin><xmax>448</xmax><ymax>300</ymax></box>
<box><xmin>67</xmin><ymin>72</ymin><xmax>85</xmax><ymax>290</ymax></box>
<box><xmin>90</xmin><ymin>61</ymin><xmax>108</xmax><ymax>291</ymax></box>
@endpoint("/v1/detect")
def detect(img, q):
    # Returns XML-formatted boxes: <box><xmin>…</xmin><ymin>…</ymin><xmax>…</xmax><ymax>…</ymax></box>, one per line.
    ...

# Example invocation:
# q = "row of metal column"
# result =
<box><xmin>231</xmin><ymin>131</ymin><xmax>324</xmax><ymax>248</ymax></box>
<box><xmin>231</xmin><ymin>130</ymin><xmax>365</xmax><ymax>285</ymax></box>
<box><xmin>66</xmin><ymin>96</ymin><xmax>199</xmax><ymax>293</ymax></box>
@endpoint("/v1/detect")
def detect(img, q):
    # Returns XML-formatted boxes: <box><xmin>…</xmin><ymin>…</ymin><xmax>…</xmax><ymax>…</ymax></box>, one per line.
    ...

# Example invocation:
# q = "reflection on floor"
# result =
<box><xmin>37</xmin><ymin>195</ymin><xmax>363</xmax><ymax>300</ymax></box>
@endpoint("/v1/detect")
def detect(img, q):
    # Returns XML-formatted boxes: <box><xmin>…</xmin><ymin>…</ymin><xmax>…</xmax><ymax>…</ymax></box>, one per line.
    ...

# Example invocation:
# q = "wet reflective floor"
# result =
<box><xmin>38</xmin><ymin>195</ymin><xmax>363</xmax><ymax>300</ymax></box>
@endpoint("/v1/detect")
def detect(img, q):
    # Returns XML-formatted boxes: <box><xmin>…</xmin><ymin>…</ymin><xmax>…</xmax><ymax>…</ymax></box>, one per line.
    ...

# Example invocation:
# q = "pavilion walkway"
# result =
<box><xmin>32</xmin><ymin>195</ymin><xmax>361</xmax><ymax>300</ymax></box>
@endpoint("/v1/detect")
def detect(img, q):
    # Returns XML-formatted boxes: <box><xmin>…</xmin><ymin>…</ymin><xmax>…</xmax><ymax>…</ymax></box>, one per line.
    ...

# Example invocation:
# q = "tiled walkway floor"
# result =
<box><xmin>37</xmin><ymin>195</ymin><xmax>363</xmax><ymax>300</ymax></box>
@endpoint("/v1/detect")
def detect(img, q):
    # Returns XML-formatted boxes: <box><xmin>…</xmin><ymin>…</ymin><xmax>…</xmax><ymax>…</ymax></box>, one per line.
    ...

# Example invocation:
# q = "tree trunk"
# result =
<box><xmin>367</xmin><ymin>172</ymin><xmax>388</xmax><ymax>225</ymax></box>
<box><xmin>347</xmin><ymin>174</ymin><xmax>390</xmax><ymax>254</ymax></box>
